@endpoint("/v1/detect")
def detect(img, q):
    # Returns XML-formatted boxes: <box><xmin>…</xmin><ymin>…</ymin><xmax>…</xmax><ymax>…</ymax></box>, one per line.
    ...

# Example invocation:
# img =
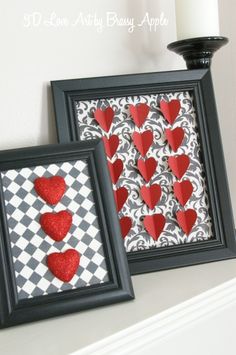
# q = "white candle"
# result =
<box><xmin>175</xmin><ymin>0</ymin><xmax>220</xmax><ymax>41</ymax></box>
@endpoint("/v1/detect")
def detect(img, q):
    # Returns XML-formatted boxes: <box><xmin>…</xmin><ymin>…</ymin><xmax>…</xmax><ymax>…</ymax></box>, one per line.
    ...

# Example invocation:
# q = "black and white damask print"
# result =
<box><xmin>74</xmin><ymin>92</ymin><xmax>213</xmax><ymax>252</ymax></box>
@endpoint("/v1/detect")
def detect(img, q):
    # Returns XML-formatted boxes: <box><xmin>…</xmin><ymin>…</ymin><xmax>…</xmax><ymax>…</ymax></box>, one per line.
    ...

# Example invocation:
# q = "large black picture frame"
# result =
<box><xmin>0</xmin><ymin>140</ymin><xmax>134</xmax><ymax>328</ymax></box>
<box><xmin>51</xmin><ymin>69</ymin><xmax>236</xmax><ymax>275</ymax></box>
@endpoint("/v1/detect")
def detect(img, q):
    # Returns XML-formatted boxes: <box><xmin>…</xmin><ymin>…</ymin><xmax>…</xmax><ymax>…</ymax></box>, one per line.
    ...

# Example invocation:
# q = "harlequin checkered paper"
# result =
<box><xmin>1</xmin><ymin>160</ymin><xmax>109</xmax><ymax>300</ymax></box>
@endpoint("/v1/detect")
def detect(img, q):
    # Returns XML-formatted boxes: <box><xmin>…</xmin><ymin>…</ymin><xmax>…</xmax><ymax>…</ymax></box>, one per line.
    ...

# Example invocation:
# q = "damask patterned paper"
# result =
<box><xmin>74</xmin><ymin>92</ymin><xmax>213</xmax><ymax>252</ymax></box>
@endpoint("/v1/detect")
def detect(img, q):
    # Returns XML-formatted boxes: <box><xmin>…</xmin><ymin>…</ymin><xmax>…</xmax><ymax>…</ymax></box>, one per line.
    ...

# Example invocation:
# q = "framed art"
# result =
<box><xmin>0</xmin><ymin>140</ymin><xmax>134</xmax><ymax>328</ymax></box>
<box><xmin>51</xmin><ymin>69</ymin><xmax>236</xmax><ymax>275</ymax></box>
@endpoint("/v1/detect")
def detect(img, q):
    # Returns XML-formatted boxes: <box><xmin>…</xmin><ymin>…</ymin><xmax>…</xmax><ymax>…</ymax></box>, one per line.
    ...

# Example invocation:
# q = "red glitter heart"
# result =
<box><xmin>34</xmin><ymin>176</ymin><xmax>66</xmax><ymax>205</ymax></box>
<box><xmin>40</xmin><ymin>210</ymin><xmax>72</xmax><ymax>242</ymax></box>
<box><xmin>47</xmin><ymin>249</ymin><xmax>80</xmax><ymax>282</ymax></box>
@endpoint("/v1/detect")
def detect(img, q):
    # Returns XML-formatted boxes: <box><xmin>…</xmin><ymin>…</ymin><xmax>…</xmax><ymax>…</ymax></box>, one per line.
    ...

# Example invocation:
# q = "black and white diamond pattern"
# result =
<box><xmin>1</xmin><ymin>160</ymin><xmax>109</xmax><ymax>300</ymax></box>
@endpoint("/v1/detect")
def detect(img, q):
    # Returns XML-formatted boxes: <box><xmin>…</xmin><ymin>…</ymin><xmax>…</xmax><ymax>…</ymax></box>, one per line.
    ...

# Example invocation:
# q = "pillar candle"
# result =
<box><xmin>175</xmin><ymin>0</ymin><xmax>220</xmax><ymax>41</ymax></box>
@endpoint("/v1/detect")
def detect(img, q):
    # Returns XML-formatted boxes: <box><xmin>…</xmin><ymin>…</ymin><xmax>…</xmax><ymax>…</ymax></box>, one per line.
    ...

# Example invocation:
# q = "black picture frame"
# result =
<box><xmin>51</xmin><ymin>69</ymin><xmax>236</xmax><ymax>275</ymax></box>
<box><xmin>0</xmin><ymin>140</ymin><xmax>134</xmax><ymax>328</ymax></box>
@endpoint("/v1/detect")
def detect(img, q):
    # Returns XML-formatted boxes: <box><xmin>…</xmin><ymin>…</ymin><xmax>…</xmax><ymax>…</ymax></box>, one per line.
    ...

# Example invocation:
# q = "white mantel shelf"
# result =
<box><xmin>1</xmin><ymin>258</ymin><xmax>236</xmax><ymax>355</ymax></box>
<box><xmin>74</xmin><ymin>275</ymin><xmax>236</xmax><ymax>355</ymax></box>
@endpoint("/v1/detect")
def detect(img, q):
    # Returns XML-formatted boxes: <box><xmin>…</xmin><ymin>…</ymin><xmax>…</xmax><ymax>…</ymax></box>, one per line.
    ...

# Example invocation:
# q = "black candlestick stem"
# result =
<box><xmin>167</xmin><ymin>36</ymin><xmax>228</xmax><ymax>70</ymax></box>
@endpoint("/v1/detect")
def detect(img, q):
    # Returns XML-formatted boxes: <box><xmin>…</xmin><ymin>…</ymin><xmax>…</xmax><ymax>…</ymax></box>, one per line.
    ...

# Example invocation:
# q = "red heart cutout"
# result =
<box><xmin>40</xmin><ymin>211</ymin><xmax>72</xmax><ymax>241</ymax></box>
<box><xmin>165</xmin><ymin>127</ymin><xmax>184</xmax><ymax>152</ymax></box>
<box><xmin>47</xmin><ymin>249</ymin><xmax>80</xmax><ymax>282</ymax></box>
<box><xmin>119</xmin><ymin>217</ymin><xmax>132</xmax><ymax>238</ymax></box>
<box><xmin>129</xmin><ymin>103</ymin><xmax>150</xmax><ymax>128</ymax></box>
<box><xmin>160</xmin><ymin>100</ymin><xmax>181</xmax><ymax>125</ymax></box>
<box><xmin>34</xmin><ymin>176</ymin><xmax>66</xmax><ymax>205</ymax></box>
<box><xmin>137</xmin><ymin>158</ymin><xmax>157</xmax><ymax>182</ymax></box>
<box><xmin>132</xmin><ymin>130</ymin><xmax>153</xmax><ymax>157</ymax></box>
<box><xmin>168</xmin><ymin>155</ymin><xmax>190</xmax><ymax>180</ymax></box>
<box><xmin>174</xmin><ymin>180</ymin><xmax>193</xmax><ymax>206</ymax></box>
<box><xmin>143</xmin><ymin>214</ymin><xmax>166</xmax><ymax>241</ymax></box>
<box><xmin>94</xmin><ymin>107</ymin><xmax>114</xmax><ymax>132</ymax></box>
<box><xmin>108</xmin><ymin>159</ymin><xmax>123</xmax><ymax>184</ymax></box>
<box><xmin>140</xmin><ymin>184</ymin><xmax>162</xmax><ymax>209</ymax></box>
<box><xmin>103</xmin><ymin>135</ymin><xmax>119</xmax><ymax>159</ymax></box>
<box><xmin>176</xmin><ymin>209</ymin><xmax>197</xmax><ymax>235</ymax></box>
<box><xmin>114</xmin><ymin>187</ymin><xmax>128</xmax><ymax>212</ymax></box>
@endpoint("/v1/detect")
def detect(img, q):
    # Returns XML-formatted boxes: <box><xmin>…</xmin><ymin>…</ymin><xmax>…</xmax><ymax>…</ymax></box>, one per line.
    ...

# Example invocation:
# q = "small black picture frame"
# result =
<box><xmin>0</xmin><ymin>140</ymin><xmax>134</xmax><ymax>328</ymax></box>
<box><xmin>51</xmin><ymin>69</ymin><xmax>236</xmax><ymax>275</ymax></box>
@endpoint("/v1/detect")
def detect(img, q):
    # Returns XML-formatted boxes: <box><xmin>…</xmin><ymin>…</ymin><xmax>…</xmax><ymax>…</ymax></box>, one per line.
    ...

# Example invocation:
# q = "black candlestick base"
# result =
<box><xmin>167</xmin><ymin>36</ymin><xmax>228</xmax><ymax>69</ymax></box>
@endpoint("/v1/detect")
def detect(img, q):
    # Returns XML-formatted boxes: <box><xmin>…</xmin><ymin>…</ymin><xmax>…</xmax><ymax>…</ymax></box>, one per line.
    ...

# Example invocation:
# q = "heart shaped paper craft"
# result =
<box><xmin>132</xmin><ymin>130</ymin><xmax>153</xmax><ymax>157</ymax></box>
<box><xmin>129</xmin><ymin>103</ymin><xmax>150</xmax><ymax>128</ymax></box>
<box><xmin>94</xmin><ymin>107</ymin><xmax>114</xmax><ymax>132</ymax></box>
<box><xmin>108</xmin><ymin>159</ymin><xmax>123</xmax><ymax>184</ymax></box>
<box><xmin>137</xmin><ymin>158</ymin><xmax>157</xmax><ymax>183</ymax></box>
<box><xmin>168</xmin><ymin>155</ymin><xmax>190</xmax><ymax>180</ymax></box>
<box><xmin>160</xmin><ymin>100</ymin><xmax>181</xmax><ymax>125</ymax></box>
<box><xmin>165</xmin><ymin>127</ymin><xmax>184</xmax><ymax>152</ymax></box>
<box><xmin>119</xmin><ymin>216</ymin><xmax>132</xmax><ymax>238</ymax></box>
<box><xmin>174</xmin><ymin>180</ymin><xmax>193</xmax><ymax>206</ymax></box>
<box><xmin>176</xmin><ymin>209</ymin><xmax>197</xmax><ymax>235</ymax></box>
<box><xmin>34</xmin><ymin>176</ymin><xmax>66</xmax><ymax>205</ymax></box>
<box><xmin>40</xmin><ymin>210</ymin><xmax>72</xmax><ymax>241</ymax></box>
<box><xmin>47</xmin><ymin>249</ymin><xmax>80</xmax><ymax>282</ymax></box>
<box><xmin>143</xmin><ymin>214</ymin><xmax>166</xmax><ymax>240</ymax></box>
<box><xmin>140</xmin><ymin>184</ymin><xmax>162</xmax><ymax>209</ymax></box>
<box><xmin>114</xmin><ymin>187</ymin><xmax>128</xmax><ymax>212</ymax></box>
<box><xmin>103</xmin><ymin>135</ymin><xmax>119</xmax><ymax>159</ymax></box>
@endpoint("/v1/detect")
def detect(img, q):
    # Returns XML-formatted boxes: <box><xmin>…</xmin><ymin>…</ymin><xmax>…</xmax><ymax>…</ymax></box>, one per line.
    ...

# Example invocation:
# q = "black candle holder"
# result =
<box><xmin>167</xmin><ymin>36</ymin><xmax>228</xmax><ymax>69</ymax></box>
